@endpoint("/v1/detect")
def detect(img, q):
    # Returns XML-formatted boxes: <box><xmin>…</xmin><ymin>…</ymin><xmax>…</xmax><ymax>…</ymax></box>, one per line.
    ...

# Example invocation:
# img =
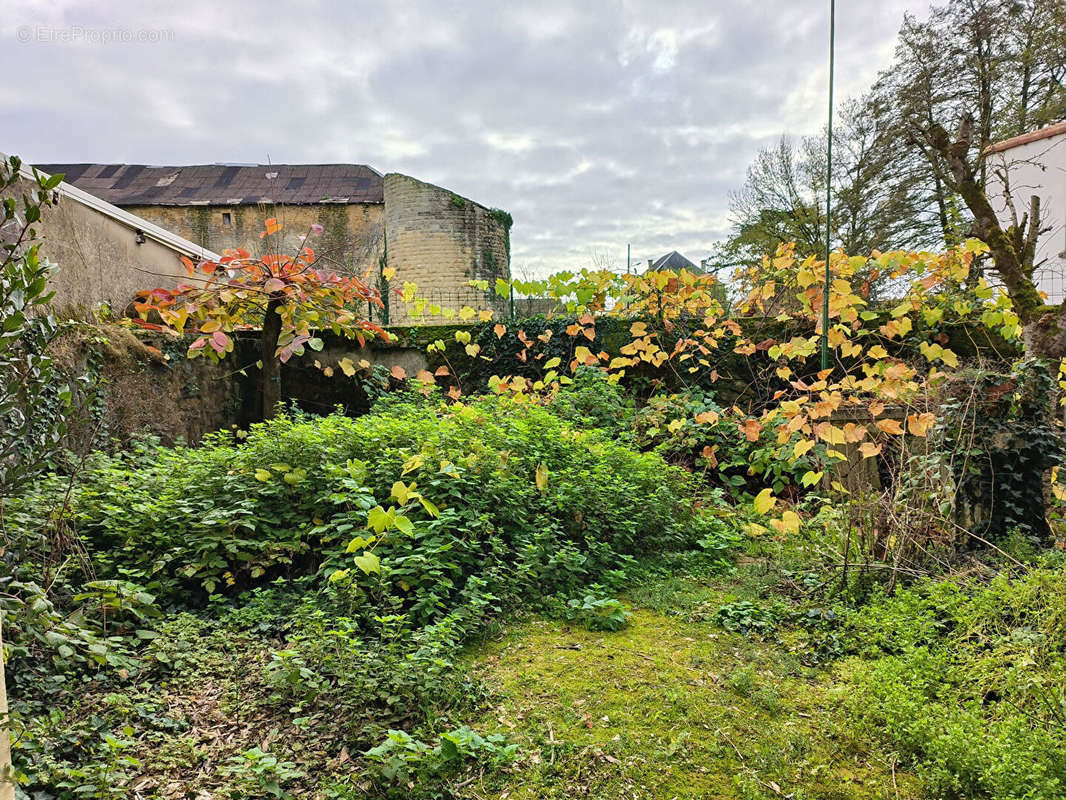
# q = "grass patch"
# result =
<box><xmin>451</xmin><ymin>564</ymin><xmax>917</xmax><ymax>799</ymax></box>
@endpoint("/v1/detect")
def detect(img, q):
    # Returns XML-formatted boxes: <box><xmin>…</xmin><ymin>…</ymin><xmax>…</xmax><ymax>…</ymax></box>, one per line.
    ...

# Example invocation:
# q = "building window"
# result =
<box><xmin>221</xmin><ymin>212</ymin><xmax>232</xmax><ymax>227</ymax></box>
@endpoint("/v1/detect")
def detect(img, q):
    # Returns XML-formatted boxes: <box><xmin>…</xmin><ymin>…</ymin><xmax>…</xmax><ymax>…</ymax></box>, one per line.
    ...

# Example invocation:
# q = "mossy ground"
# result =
<box><xmin>450</xmin><ymin>565</ymin><xmax>918</xmax><ymax>800</ymax></box>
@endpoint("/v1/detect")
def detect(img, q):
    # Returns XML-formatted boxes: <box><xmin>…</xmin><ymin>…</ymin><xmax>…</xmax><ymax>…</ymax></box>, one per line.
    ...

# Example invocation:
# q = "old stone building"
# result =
<box><xmin>3</xmin><ymin>158</ymin><xmax>219</xmax><ymax>318</ymax></box>
<box><xmin>37</xmin><ymin>162</ymin><xmax>511</xmax><ymax>324</ymax></box>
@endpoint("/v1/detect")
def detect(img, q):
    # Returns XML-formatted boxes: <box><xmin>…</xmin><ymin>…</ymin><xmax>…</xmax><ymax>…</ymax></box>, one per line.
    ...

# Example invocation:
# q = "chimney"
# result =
<box><xmin>647</xmin><ymin>259</ymin><xmax>653</xmax><ymax>269</ymax></box>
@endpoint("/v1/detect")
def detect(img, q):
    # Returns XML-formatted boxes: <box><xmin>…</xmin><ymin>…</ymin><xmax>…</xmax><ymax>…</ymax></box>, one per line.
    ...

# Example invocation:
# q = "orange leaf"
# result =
<box><xmin>876</xmin><ymin>418</ymin><xmax>904</xmax><ymax>435</ymax></box>
<box><xmin>391</xmin><ymin>365</ymin><xmax>407</xmax><ymax>380</ymax></box>
<box><xmin>739</xmin><ymin>418</ymin><xmax>761</xmax><ymax>442</ymax></box>
<box><xmin>494</xmin><ymin>323</ymin><xmax>507</xmax><ymax>339</ymax></box>
<box><xmin>907</xmin><ymin>412</ymin><xmax>936</xmax><ymax>436</ymax></box>
<box><xmin>859</xmin><ymin>442</ymin><xmax>882</xmax><ymax>459</ymax></box>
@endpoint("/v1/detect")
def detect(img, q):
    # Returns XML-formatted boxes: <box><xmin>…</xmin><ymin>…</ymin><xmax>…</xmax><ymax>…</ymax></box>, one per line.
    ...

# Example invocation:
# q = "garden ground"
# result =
<box><xmin>450</xmin><ymin>560</ymin><xmax>917</xmax><ymax>800</ymax></box>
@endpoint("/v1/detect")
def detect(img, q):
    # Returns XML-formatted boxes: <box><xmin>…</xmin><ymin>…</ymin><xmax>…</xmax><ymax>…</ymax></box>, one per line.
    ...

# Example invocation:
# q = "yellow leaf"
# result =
<box><xmin>574</xmin><ymin>346</ymin><xmax>597</xmax><ymax>366</ymax></box>
<box><xmin>338</xmin><ymin>357</ymin><xmax>357</xmax><ymax>377</ymax></box>
<box><xmin>391</xmin><ymin>481</ymin><xmax>411</xmax><ymax>504</ymax></box>
<box><xmin>792</xmin><ymin>439</ymin><xmax>815</xmax><ymax>460</ymax></box>
<box><xmin>814</xmin><ymin>422</ymin><xmax>846</xmax><ymax>446</ymax></box>
<box><xmin>753</xmin><ymin>488</ymin><xmax>775</xmax><ymax>515</ymax></box>
<box><xmin>535</xmin><ymin>463</ymin><xmax>549</xmax><ymax>492</ymax></box>
<box><xmin>799</xmin><ymin>470</ymin><xmax>823</xmax><ymax>487</ymax></box>
<box><xmin>465</xmin><ymin>343</ymin><xmax>481</xmax><ymax>357</ymax></box>
<box><xmin>778</xmin><ymin>510</ymin><xmax>801</xmax><ymax>535</ymax></box>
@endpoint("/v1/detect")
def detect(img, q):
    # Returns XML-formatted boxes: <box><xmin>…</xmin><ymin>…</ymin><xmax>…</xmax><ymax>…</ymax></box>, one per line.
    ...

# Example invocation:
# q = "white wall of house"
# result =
<box><xmin>986</xmin><ymin>124</ymin><xmax>1066</xmax><ymax>304</ymax></box>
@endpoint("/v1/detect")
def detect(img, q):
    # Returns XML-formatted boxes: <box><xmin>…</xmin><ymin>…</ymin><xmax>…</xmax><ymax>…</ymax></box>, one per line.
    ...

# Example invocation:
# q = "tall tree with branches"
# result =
<box><xmin>879</xmin><ymin>0</ymin><xmax>1066</xmax><ymax>356</ymax></box>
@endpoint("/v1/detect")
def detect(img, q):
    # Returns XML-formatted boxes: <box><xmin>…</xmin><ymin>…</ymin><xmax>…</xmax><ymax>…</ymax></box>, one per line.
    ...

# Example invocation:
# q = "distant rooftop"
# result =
<box><xmin>984</xmin><ymin>121</ymin><xmax>1066</xmax><ymax>155</ymax></box>
<box><xmin>33</xmin><ymin>163</ymin><xmax>384</xmax><ymax>206</ymax></box>
<box><xmin>648</xmin><ymin>250</ymin><xmax>701</xmax><ymax>273</ymax></box>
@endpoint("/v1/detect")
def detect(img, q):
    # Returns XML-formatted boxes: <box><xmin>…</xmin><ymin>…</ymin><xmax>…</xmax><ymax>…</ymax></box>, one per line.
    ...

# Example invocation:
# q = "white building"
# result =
<box><xmin>985</xmin><ymin>122</ymin><xmax>1066</xmax><ymax>304</ymax></box>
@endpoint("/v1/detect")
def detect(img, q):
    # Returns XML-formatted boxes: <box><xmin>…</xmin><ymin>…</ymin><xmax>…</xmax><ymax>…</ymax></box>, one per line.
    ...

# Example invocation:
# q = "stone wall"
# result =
<box><xmin>383</xmin><ymin>173</ymin><xmax>510</xmax><ymax>324</ymax></box>
<box><xmin>52</xmin><ymin>325</ymin><xmax>245</xmax><ymax>448</ymax></box>
<box><xmin>124</xmin><ymin>203</ymin><xmax>385</xmax><ymax>274</ymax></box>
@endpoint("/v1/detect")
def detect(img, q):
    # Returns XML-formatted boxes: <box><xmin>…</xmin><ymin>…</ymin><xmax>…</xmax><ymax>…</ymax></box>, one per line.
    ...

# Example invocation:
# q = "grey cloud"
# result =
<box><xmin>2</xmin><ymin>0</ymin><xmax>930</xmax><ymax>276</ymax></box>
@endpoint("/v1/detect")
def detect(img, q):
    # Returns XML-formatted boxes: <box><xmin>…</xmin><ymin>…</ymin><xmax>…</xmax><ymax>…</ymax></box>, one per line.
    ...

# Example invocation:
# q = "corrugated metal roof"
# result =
<box><xmin>16</xmin><ymin>159</ymin><xmax>221</xmax><ymax>261</ymax></box>
<box><xmin>33</xmin><ymin>163</ymin><xmax>385</xmax><ymax>206</ymax></box>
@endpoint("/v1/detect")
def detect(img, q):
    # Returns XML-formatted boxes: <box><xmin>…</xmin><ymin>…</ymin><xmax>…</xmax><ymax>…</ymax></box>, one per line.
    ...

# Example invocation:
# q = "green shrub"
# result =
<box><xmin>6</xmin><ymin>393</ymin><xmax>714</xmax><ymax>796</ymax></box>
<box><xmin>842</xmin><ymin>565</ymin><xmax>1066</xmax><ymax>799</ymax></box>
<box><xmin>713</xmin><ymin>600</ymin><xmax>780</xmax><ymax>636</ymax></box>
<box><xmin>546</xmin><ymin>365</ymin><xmax>634</xmax><ymax>435</ymax></box>
<box><xmin>632</xmin><ymin>389</ymin><xmax>822</xmax><ymax>499</ymax></box>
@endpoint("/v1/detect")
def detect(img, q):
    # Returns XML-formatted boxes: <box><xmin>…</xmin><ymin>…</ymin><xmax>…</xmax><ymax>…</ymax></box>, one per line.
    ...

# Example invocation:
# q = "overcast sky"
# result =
<box><xmin>2</xmin><ymin>0</ymin><xmax>931</xmax><ymax>277</ymax></box>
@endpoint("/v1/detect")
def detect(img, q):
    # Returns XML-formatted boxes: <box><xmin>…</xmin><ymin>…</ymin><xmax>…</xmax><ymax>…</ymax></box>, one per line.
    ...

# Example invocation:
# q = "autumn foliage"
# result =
<box><xmin>131</xmin><ymin>218</ymin><xmax>388</xmax><ymax>416</ymax></box>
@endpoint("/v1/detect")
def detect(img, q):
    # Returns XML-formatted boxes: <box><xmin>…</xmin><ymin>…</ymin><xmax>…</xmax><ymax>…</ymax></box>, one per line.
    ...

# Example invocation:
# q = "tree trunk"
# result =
<box><xmin>261</xmin><ymin>297</ymin><xmax>283</xmax><ymax>420</ymax></box>
<box><xmin>0</xmin><ymin>617</ymin><xmax>13</xmax><ymax>800</ymax></box>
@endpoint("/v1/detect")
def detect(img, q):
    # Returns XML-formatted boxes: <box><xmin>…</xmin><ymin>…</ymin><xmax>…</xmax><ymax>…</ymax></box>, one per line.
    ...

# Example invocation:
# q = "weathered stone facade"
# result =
<box><xmin>123</xmin><ymin>202</ymin><xmax>385</xmax><ymax>275</ymax></box>
<box><xmin>383</xmin><ymin>174</ymin><xmax>510</xmax><ymax>324</ymax></box>
<box><xmin>37</xmin><ymin>163</ymin><xmax>511</xmax><ymax>325</ymax></box>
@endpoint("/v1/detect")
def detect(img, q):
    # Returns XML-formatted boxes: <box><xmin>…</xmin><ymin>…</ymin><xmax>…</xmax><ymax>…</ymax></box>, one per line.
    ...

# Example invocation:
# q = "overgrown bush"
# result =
<box><xmin>633</xmin><ymin>388</ymin><xmax>823</xmax><ymax>499</ymax></box>
<box><xmin>842</xmin><ymin>562</ymin><xmax>1066</xmax><ymax>799</ymax></box>
<box><xmin>4</xmin><ymin>394</ymin><xmax>713</xmax><ymax>796</ymax></box>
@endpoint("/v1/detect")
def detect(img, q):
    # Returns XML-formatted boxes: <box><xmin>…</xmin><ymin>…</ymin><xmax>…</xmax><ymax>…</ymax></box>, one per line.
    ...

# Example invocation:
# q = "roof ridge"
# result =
<box><xmin>984</xmin><ymin>121</ymin><xmax>1066</xmax><ymax>155</ymax></box>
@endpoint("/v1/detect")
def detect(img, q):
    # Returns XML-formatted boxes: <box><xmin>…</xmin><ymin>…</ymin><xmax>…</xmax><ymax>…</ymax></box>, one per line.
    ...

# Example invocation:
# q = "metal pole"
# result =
<box><xmin>820</xmin><ymin>0</ymin><xmax>836</xmax><ymax>371</ymax></box>
<box><xmin>627</xmin><ymin>243</ymin><xmax>631</xmax><ymax>274</ymax></box>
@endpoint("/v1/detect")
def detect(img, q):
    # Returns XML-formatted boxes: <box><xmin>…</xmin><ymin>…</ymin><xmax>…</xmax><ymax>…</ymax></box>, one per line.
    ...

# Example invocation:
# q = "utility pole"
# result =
<box><xmin>820</xmin><ymin>0</ymin><xmax>836</xmax><ymax>371</ymax></box>
<box><xmin>626</xmin><ymin>243</ymin><xmax>631</xmax><ymax>274</ymax></box>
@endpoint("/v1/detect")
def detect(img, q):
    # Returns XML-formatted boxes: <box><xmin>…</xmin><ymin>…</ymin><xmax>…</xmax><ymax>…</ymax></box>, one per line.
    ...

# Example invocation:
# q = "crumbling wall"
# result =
<box><xmin>50</xmin><ymin>325</ymin><xmax>245</xmax><ymax>448</ymax></box>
